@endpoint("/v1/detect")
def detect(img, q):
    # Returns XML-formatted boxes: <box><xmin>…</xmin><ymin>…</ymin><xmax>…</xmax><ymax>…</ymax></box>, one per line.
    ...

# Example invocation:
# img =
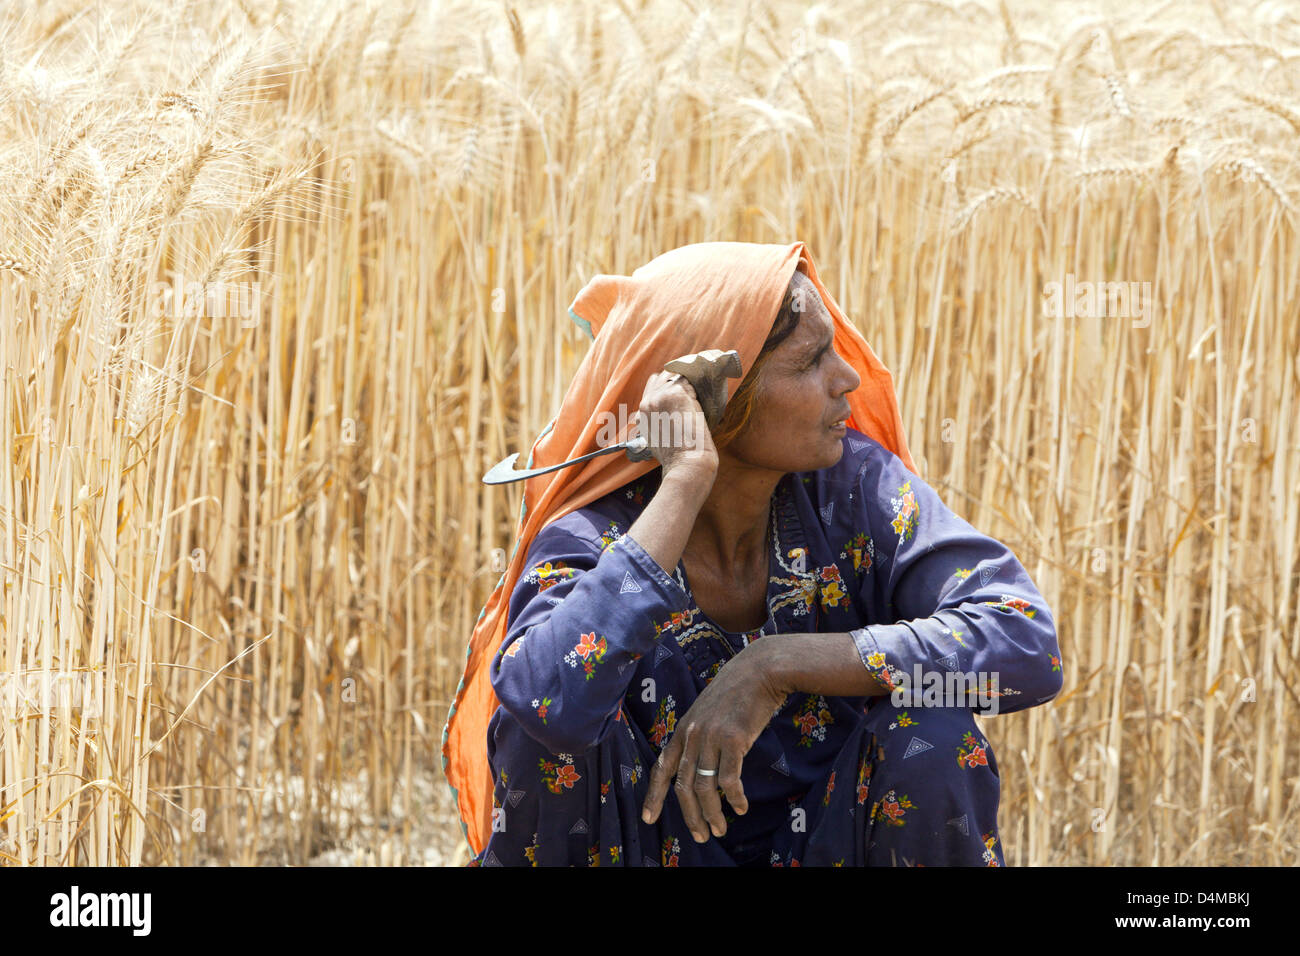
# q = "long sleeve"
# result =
<box><xmin>490</xmin><ymin>523</ymin><xmax>691</xmax><ymax>754</ymax></box>
<box><xmin>848</xmin><ymin>450</ymin><xmax>1063</xmax><ymax>715</ymax></box>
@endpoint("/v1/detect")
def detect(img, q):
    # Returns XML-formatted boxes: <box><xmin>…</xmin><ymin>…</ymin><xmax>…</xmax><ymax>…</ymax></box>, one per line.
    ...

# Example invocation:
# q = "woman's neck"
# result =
<box><xmin>681</xmin><ymin>455</ymin><xmax>783</xmax><ymax>579</ymax></box>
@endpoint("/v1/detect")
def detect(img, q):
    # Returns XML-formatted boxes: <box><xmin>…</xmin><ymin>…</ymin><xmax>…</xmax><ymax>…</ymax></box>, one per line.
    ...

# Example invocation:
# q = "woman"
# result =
<box><xmin>444</xmin><ymin>242</ymin><xmax>1063</xmax><ymax>866</ymax></box>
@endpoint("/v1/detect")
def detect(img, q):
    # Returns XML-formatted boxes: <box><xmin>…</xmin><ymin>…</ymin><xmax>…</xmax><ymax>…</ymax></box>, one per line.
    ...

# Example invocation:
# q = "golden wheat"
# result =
<box><xmin>1</xmin><ymin>0</ymin><xmax>1297</xmax><ymax>869</ymax></box>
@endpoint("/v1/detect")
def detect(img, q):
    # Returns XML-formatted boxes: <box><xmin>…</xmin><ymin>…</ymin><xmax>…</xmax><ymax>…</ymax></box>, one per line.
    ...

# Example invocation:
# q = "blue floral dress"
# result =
<box><xmin>470</xmin><ymin>428</ymin><xmax>1063</xmax><ymax>866</ymax></box>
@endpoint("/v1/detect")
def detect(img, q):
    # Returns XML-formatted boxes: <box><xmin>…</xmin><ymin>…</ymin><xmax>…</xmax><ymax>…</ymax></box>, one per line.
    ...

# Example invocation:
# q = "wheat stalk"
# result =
<box><xmin>950</xmin><ymin>184</ymin><xmax>1036</xmax><ymax>232</ymax></box>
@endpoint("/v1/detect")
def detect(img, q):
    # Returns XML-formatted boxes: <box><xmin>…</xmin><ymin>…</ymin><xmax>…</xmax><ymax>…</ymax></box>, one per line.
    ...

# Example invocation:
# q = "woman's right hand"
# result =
<box><xmin>634</xmin><ymin>371</ymin><xmax>719</xmax><ymax>481</ymax></box>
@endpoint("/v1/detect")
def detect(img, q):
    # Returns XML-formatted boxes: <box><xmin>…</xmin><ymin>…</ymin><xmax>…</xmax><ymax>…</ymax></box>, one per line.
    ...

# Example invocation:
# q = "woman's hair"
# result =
<box><xmin>710</xmin><ymin>268</ymin><xmax>812</xmax><ymax>449</ymax></box>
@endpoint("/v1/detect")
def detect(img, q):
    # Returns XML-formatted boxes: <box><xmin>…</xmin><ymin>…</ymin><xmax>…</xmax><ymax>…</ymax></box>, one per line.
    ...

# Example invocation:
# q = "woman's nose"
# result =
<box><xmin>834</xmin><ymin>351</ymin><xmax>861</xmax><ymax>394</ymax></box>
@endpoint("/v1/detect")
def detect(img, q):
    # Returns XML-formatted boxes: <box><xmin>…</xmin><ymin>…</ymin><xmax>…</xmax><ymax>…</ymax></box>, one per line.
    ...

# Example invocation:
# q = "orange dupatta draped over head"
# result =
<box><xmin>442</xmin><ymin>241</ymin><xmax>919</xmax><ymax>856</ymax></box>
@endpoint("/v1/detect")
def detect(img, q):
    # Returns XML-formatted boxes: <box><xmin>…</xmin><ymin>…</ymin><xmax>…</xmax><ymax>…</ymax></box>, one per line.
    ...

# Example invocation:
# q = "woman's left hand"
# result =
<box><xmin>640</xmin><ymin>643</ymin><xmax>787</xmax><ymax>842</ymax></box>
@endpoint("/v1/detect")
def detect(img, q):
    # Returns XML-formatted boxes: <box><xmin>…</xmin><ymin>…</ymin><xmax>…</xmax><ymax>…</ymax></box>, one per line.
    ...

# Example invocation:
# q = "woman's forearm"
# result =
<box><xmin>623</xmin><ymin>465</ymin><xmax>716</xmax><ymax>580</ymax></box>
<box><xmin>747</xmin><ymin>632</ymin><xmax>893</xmax><ymax>698</ymax></box>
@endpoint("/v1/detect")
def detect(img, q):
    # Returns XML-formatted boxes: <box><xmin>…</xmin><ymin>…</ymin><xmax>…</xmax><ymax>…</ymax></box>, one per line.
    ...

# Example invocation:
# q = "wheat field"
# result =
<box><xmin>1</xmin><ymin>0</ymin><xmax>1297</xmax><ymax>866</ymax></box>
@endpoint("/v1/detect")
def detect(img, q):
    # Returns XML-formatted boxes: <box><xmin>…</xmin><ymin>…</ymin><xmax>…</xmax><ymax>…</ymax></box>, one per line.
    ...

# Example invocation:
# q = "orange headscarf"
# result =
<box><xmin>442</xmin><ymin>241</ymin><xmax>918</xmax><ymax>856</ymax></box>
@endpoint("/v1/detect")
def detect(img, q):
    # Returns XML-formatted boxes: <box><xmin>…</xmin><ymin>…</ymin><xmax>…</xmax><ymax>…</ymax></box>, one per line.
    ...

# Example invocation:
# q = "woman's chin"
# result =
<box><xmin>806</xmin><ymin>431</ymin><xmax>846</xmax><ymax>470</ymax></box>
<box><xmin>827</xmin><ymin>438</ymin><xmax>847</xmax><ymax>464</ymax></box>
<box><xmin>746</xmin><ymin>429</ymin><xmax>846</xmax><ymax>473</ymax></box>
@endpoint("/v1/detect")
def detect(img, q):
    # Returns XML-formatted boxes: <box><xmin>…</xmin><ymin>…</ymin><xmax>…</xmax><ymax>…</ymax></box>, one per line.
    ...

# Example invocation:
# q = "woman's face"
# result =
<box><xmin>723</xmin><ymin>274</ymin><xmax>861</xmax><ymax>473</ymax></box>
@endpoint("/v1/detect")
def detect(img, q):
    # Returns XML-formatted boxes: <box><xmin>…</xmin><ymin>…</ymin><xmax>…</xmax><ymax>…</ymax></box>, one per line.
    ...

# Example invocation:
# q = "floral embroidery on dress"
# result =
<box><xmin>769</xmin><ymin>539</ymin><xmax>817</xmax><ymax>619</ymax></box>
<box><xmin>502</xmin><ymin>636</ymin><xmax>525</xmax><ymax>659</ymax></box>
<box><xmin>822</xmin><ymin>770</ymin><xmax>836</xmax><ymax>806</ymax></box>
<box><xmin>956</xmin><ymin>730</ymin><xmax>990</xmax><ymax>769</ymax></box>
<box><xmin>662</xmin><ymin>836</ymin><xmax>681</xmax><ymax>867</ymax></box>
<box><xmin>531</xmin><ymin>697</ymin><xmax>552</xmax><ymax>724</ymax></box>
<box><xmin>863</xmin><ymin>650</ymin><xmax>908</xmax><ymax>691</ymax></box>
<box><xmin>596</xmin><ymin>521</ymin><xmax>622</xmax><ymax>553</ymax></box>
<box><xmin>887</xmin><ymin>710</ymin><xmax>916</xmax><ymax>731</ymax></box>
<box><xmin>523</xmin><ymin>831</ymin><xmax>539</xmax><ymax>866</ymax></box>
<box><xmin>1050</xmin><ymin>653</ymin><xmax>1062</xmax><ymax>672</ymax></box>
<box><xmin>871</xmin><ymin>788</ymin><xmax>914</xmax><ymax>826</ymax></box>
<box><xmin>855</xmin><ymin>759</ymin><xmax>872</xmax><ymax>805</ymax></box>
<box><xmin>652</xmin><ymin>608</ymin><xmax>691</xmax><ymax>639</ymax></box>
<box><xmin>527</xmin><ymin>560</ymin><xmax>575</xmax><ymax>593</ymax></box>
<box><xmin>817</xmin><ymin>563</ymin><xmax>847</xmax><ymax>608</ymax></box>
<box><xmin>539</xmin><ymin>755</ymin><xmax>581</xmax><ymax>793</ymax></box>
<box><xmin>587</xmin><ymin>843</ymin><xmax>600</xmax><ymax>867</ymax></box>
<box><xmin>981</xmin><ymin>831</ymin><xmax>1000</xmax><ymax>867</ymax></box>
<box><xmin>981</xmin><ymin>595</ymin><xmax>1036</xmax><ymax>617</ymax></box>
<box><xmin>771</xmin><ymin>571</ymin><xmax>816</xmax><ymax>617</ymax></box>
<box><xmin>700</xmin><ymin>659</ymin><xmax>725</xmax><ymax>685</ymax></box>
<box><xmin>973</xmin><ymin>674</ymin><xmax>1020</xmax><ymax>700</ymax></box>
<box><xmin>649</xmin><ymin>695</ymin><xmax>678</xmax><ymax>749</ymax></box>
<box><xmin>889</xmin><ymin>480</ymin><xmax>919</xmax><ymax>541</ymax></box>
<box><xmin>841</xmin><ymin>531</ymin><xmax>874</xmax><ymax>573</ymax></box>
<box><xmin>953</xmin><ymin>567</ymin><xmax>973</xmax><ymax>581</ymax></box>
<box><xmin>792</xmin><ymin>694</ymin><xmax>834</xmax><ymax>747</ymax></box>
<box><xmin>622</xmin><ymin>482</ymin><xmax>646</xmax><ymax>506</ymax></box>
<box><xmin>564</xmin><ymin>631</ymin><xmax>608</xmax><ymax>680</ymax></box>
<box><xmin>609</xmin><ymin>844</ymin><xmax>622</xmax><ymax>864</ymax></box>
<box><xmin>939</xmin><ymin>623</ymin><xmax>968</xmax><ymax>648</ymax></box>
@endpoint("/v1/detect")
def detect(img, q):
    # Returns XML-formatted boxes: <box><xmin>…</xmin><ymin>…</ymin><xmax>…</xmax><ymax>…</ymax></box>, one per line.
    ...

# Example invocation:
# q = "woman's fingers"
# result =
<box><xmin>637</xmin><ymin>370</ymin><xmax>718</xmax><ymax>477</ymax></box>
<box><xmin>672</xmin><ymin>724</ymin><xmax>710</xmax><ymax>843</ymax></box>
<box><xmin>718</xmin><ymin>745</ymin><xmax>747</xmax><ymax>817</ymax></box>
<box><xmin>640</xmin><ymin>733</ymin><xmax>683</xmax><ymax>824</ymax></box>
<box><xmin>693</xmin><ymin>743</ymin><xmax>728</xmax><ymax>838</ymax></box>
<box><xmin>640</xmin><ymin>722</ymin><xmax>709</xmax><ymax>843</ymax></box>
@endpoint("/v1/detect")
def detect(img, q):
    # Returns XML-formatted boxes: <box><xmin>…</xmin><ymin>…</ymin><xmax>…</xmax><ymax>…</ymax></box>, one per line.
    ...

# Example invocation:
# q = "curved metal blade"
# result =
<box><xmin>481</xmin><ymin>441</ymin><xmax>633</xmax><ymax>485</ymax></box>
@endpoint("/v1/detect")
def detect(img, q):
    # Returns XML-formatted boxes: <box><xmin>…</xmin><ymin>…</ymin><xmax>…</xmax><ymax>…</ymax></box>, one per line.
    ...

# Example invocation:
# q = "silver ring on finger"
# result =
<box><xmin>694</xmin><ymin>767</ymin><xmax>718</xmax><ymax>777</ymax></box>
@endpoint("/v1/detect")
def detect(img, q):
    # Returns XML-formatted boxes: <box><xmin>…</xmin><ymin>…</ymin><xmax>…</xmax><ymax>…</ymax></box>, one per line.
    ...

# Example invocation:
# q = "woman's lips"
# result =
<box><xmin>827</xmin><ymin>406</ymin><xmax>851</xmax><ymax>429</ymax></box>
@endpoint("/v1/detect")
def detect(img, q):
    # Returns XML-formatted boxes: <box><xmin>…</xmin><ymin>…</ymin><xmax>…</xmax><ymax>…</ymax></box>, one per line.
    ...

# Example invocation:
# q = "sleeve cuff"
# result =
<box><xmin>850</xmin><ymin>625</ymin><xmax>910</xmax><ymax>691</ymax></box>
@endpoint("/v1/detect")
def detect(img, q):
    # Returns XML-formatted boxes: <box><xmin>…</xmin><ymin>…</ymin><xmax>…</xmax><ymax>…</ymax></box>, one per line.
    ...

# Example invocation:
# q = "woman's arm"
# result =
<box><xmin>626</xmin><ymin>465</ymin><xmax>716</xmax><ymax>587</ymax></box>
<box><xmin>791</xmin><ymin>447</ymin><xmax>1064</xmax><ymax>713</ymax></box>
<box><xmin>744</xmin><ymin>632</ymin><xmax>891</xmax><ymax>697</ymax></box>
<box><xmin>741</xmin><ymin>467</ymin><xmax>1064</xmax><ymax>710</ymax></box>
<box><xmin>677</xmin><ymin>448</ymin><xmax>1064</xmax><ymax>714</ymax></box>
<box><xmin>857</xmin><ymin>450</ymin><xmax>1063</xmax><ymax>712</ymax></box>
<box><xmin>491</xmin><ymin>466</ymin><xmax>713</xmax><ymax>755</ymax></box>
<box><xmin>492</xmin><ymin>366</ymin><xmax>720</xmax><ymax>754</ymax></box>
